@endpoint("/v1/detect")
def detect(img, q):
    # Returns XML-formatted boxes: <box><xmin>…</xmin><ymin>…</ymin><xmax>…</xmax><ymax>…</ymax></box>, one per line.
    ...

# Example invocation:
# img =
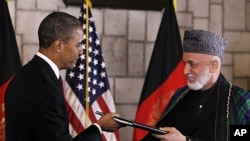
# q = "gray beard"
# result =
<box><xmin>187</xmin><ymin>67</ymin><xmax>210</xmax><ymax>90</ymax></box>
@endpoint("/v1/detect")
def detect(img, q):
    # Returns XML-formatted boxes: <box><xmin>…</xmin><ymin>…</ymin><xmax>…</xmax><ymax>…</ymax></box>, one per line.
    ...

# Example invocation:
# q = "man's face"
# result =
<box><xmin>182</xmin><ymin>52</ymin><xmax>213</xmax><ymax>91</ymax></box>
<box><xmin>60</xmin><ymin>27</ymin><xmax>83</xmax><ymax>70</ymax></box>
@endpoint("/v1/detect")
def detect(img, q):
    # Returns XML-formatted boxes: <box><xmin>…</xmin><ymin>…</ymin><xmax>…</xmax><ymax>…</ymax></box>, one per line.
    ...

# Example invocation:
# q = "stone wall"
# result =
<box><xmin>7</xmin><ymin>0</ymin><xmax>250</xmax><ymax>140</ymax></box>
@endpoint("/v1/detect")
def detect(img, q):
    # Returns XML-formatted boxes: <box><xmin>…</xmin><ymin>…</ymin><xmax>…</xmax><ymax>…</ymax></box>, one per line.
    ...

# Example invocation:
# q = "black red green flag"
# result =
<box><xmin>0</xmin><ymin>0</ymin><xmax>22</xmax><ymax>140</ymax></box>
<box><xmin>132</xmin><ymin>0</ymin><xmax>187</xmax><ymax>140</ymax></box>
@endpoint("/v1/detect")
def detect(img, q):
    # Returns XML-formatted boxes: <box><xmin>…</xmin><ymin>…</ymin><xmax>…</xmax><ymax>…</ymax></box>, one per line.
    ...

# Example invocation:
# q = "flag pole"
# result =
<box><xmin>173</xmin><ymin>0</ymin><xmax>177</xmax><ymax>11</ymax></box>
<box><xmin>85</xmin><ymin>0</ymin><xmax>91</xmax><ymax>127</ymax></box>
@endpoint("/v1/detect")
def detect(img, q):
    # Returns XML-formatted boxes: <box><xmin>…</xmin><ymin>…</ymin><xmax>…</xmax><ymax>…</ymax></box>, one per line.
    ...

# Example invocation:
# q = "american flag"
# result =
<box><xmin>63</xmin><ymin>1</ymin><xmax>120</xmax><ymax>141</ymax></box>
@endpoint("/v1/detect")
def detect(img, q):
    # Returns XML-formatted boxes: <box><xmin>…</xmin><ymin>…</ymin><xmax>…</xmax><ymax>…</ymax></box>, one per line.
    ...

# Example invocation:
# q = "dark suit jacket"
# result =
<box><xmin>5</xmin><ymin>55</ymin><xmax>102</xmax><ymax>141</ymax></box>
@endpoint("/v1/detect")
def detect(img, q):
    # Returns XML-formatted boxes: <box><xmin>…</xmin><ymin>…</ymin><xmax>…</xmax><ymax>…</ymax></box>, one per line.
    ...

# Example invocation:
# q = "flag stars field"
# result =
<box><xmin>68</xmin><ymin>72</ymin><xmax>75</xmax><ymax>78</ymax></box>
<box><xmin>101</xmin><ymin>62</ymin><xmax>105</xmax><ymax>68</ymax></box>
<box><xmin>93</xmin><ymin>69</ymin><xmax>97</xmax><ymax>75</ymax></box>
<box><xmin>93</xmin><ymin>49</ymin><xmax>99</xmax><ymax>56</ymax></box>
<box><xmin>95</xmin><ymin>40</ymin><xmax>100</xmax><ymax>46</ymax></box>
<box><xmin>93</xmin><ymin>79</ymin><xmax>97</xmax><ymax>85</ymax></box>
<box><xmin>80</xmin><ymin>54</ymin><xmax>85</xmax><ymax>60</ymax></box>
<box><xmin>98</xmin><ymin>82</ymin><xmax>104</xmax><ymax>88</ymax></box>
<box><xmin>77</xmin><ymin>84</ymin><xmax>83</xmax><ymax>91</ymax></box>
<box><xmin>77</xmin><ymin>74</ymin><xmax>84</xmax><ymax>80</ymax></box>
<box><xmin>78</xmin><ymin>64</ymin><xmax>84</xmax><ymax>70</ymax></box>
<box><xmin>100</xmin><ymin>71</ymin><xmax>106</xmax><ymax>78</ymax></box>
<box><xmin>93</xmin><ymin>59</ymin><xmax>98</xmax><ymax>65</ymax></box>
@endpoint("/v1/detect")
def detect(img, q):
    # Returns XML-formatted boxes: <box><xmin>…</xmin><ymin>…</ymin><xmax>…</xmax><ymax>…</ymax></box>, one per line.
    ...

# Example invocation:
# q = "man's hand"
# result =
<box><xmin>151</xmin><ymin>127</ymin><xmax>186</xmax><ymax>141</ymax></box>
<box><xmin>96</xmin><ymin>112</ymin><xmax>122</xmax><ymax>132</ymax></box>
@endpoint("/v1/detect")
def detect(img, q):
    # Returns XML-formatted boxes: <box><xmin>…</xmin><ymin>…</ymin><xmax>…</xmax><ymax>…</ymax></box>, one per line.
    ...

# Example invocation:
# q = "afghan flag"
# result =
<box><xmin>132</xmin><ymin>0</ymin><xmax>187</xmax><ymax>140</ymax></box>
<box><xmin>0</xmin><ymin>0</ymin><xmax>22</xmax><ymax>140</ymax></box>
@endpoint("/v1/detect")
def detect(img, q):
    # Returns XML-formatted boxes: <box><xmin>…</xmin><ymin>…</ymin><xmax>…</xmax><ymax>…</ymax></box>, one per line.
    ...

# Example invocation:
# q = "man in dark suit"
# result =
<box><xmin>141</xmin><ymin>29</ymin><xmax>250</xmax><ymax>141</ymax></box>
<box><xmin>5</xmin><ymin>12</ymin><xmax>121</xmax><ymax>141</ymax></box>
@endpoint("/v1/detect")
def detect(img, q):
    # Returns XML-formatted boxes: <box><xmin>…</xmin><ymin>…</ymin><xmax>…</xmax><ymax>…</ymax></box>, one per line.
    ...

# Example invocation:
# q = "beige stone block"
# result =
<box><xmin>176</xmin><ymin>13</ymin><xmax>192</xmax><ymax>28</ymax></box>
<box><xmin>16</xmin><ymin>35</ymin><xmax>23</xmax><ymax>62</ymax></box>
<box><xmin>193</xmin><ymin>18</ymin><xmax>208</xmax><ymax>30</ymax></box>
<box><xmin>116</xmin><ymin>105</ymin><xmax>138</xmax><ymax>120</ymax></box>
<box><xmin>224</xmin><ymin>32</ymin><xmax>250</xmax><ymax>52</ymax></box>
<box><xmin>102</xmin><ymin>37</ymin><xmax>127</xmax><ymax>76</ymax></box>
<box><xmin>119</xmin><ymin>124</ymin><xmax>133</xmax><ymax>141</ymax></box>
<box><xmin>22</xmin><ymin>44</ymin><xmax>39</xmax><ymax>65</ymax></box>
<box><xmin>59</xmin><ymin>6</ymin><xmax>81</xmax><ymax>18</ymax></box>
<box><xmin>188</xmin><ymin>0</ymin><xmax>209</xmax><ymax>17</ymax></box>
<box><xmin>7</xmin><ymin>0</ymin><xmax>16</xmax><ymax>28</ymax></box>
<box><xmin>224</xmin><ymin>0</ymin><xmax>245</xmax><ymax>30</ymax></box>
<box><xmin>104</xmin><ymin>9</ymin><xmax>127</xmax><ymax>35</ymax></box>
<box><xmin>115</xmin><ymin>78</ymin><xmax>144</xmax><ymax>104</ymax></box>
<box><xmin>128</xmin><ymin>10</ymin><xmax>146</xmax><ymax>41</ymax></box>
<box><xmin>92</xmin><ymin>9</ymin><xmax>104</xmax><ymax>35</ymax></box>
<box><xmin>211</xmin><ymin>0</ymin><xmax>222</xmax><ymax>3</ymax></box>
<box><xmin>16</xmin><ymin>11</ymin><xmax>50</xmax><ymax>44</ymax></box>
<box><xmin>234</xmin><ymin>78</ymin><xmax>248</xmax><ymax>90</ymax></box>
<box><xmin>145</xmin><ymin>43</ymin><xmax>154</xmax><ymax>74</ymax></box>
<box><xmin>234</xmin><ymin>54</ymin><xmax>250</xmax><ymax>77</ymax></box>
<box><xmin>210</xmin><ymin>4</ymin><xmax>222</xmax><ymax>34</ymax></box>
<box><xmin>60</xmin><ymin>7</ymin><xmax>104</xmax><ymax>35</ymax></box>
<box><xmin>177</xmin><ymin>0</ymin><xmax>187</xmax><ymax>11</ymax></box>
<box><xmin>128</xmin><ymin>42</ymin><xmax>144</xmax><ymax>76</ymax></box>
<box><xmin>108</xmin><ymin>77</ymin><xmax>114</xmax><ymax>98</ymax></box>
<box><xmin>179</xmin><ymin>28</ymin><xmax>188</xmax><ymax>40</ymax></box>
<box><xmin>17</xmin><ymin>0</ymin><xmax>36</xmax><ymax>9</ymax></box>
<box><xmin>221</xmin><ymin>66</ymin><xmax>232</xmax><ymax>82</ymax></box>
<box><xmin>146</xmin><ymin>11</ymin><xmax>162</xmax><ymax>42</ymax></box>
<box><xmin>247</xmin><ymin>3</ymin><xmax>250</xmax><ymax>30</ymax></box>
<box><xmin>37</xmin><ymin>0</ymin><xmax>65</xmax><ymax>10</ymax></box>
<box><xmin>222</xmin><ymin>53</ymin><xmax>233</xmax><ymax>65</ymax></box>
<box><xmin>115</xmin><ymin>104</ymin><xmax>138</xmax><ymax>141</ymax></box>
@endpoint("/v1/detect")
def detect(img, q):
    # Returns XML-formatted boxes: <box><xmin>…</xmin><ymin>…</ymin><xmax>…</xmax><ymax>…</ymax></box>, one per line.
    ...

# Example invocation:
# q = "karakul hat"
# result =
<box><xmin>183</xmin><ymin>29</ymin><xmax>227</xmax><ymax>58</ymax></box>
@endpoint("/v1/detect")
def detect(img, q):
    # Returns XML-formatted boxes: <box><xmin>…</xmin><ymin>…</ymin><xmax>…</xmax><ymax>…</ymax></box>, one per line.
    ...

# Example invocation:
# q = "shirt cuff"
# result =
<box><xmin>93</xmin><ymin>123</ymin><xmax>102</xmax><ymax>134</ymax></box>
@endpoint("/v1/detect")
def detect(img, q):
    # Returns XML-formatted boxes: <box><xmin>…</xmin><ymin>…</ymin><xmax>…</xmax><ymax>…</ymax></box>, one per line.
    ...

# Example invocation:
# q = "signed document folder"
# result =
<box><xmin>95</xmin><ymin>111</ymin><xmax>167</xmax><ymax>134</ymax></box>
<box><xmin>112</xmin><ymin>116</ymin><xmax>168</xmax><ymax>135</ymax></box>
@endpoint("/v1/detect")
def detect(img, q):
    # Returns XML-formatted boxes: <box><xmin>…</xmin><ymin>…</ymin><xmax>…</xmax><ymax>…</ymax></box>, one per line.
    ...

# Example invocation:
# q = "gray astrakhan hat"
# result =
<box><xmin>183</xmin><ymin>29</ymin><xmax>227</xmax><ymax>58</ymax></box>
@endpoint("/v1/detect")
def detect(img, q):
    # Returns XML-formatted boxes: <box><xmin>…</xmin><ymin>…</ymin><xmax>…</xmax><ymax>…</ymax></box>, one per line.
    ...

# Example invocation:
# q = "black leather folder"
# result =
<box><xmin>112</xmin><ymin>116</ymin><xmax>168</xmax><ymax>135</ymax></box>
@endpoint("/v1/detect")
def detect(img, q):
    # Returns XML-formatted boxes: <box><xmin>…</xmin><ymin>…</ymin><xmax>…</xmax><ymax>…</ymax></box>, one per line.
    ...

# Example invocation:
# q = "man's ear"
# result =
<box><xmin>210</xmin><ymin>60</ymin><xmax>219</xmax><ymax>73</ymax></box>
<box><xmin>52</xmin><ymin>39</ymin><xmax>63</xmax><ymax>53</ymax></box>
